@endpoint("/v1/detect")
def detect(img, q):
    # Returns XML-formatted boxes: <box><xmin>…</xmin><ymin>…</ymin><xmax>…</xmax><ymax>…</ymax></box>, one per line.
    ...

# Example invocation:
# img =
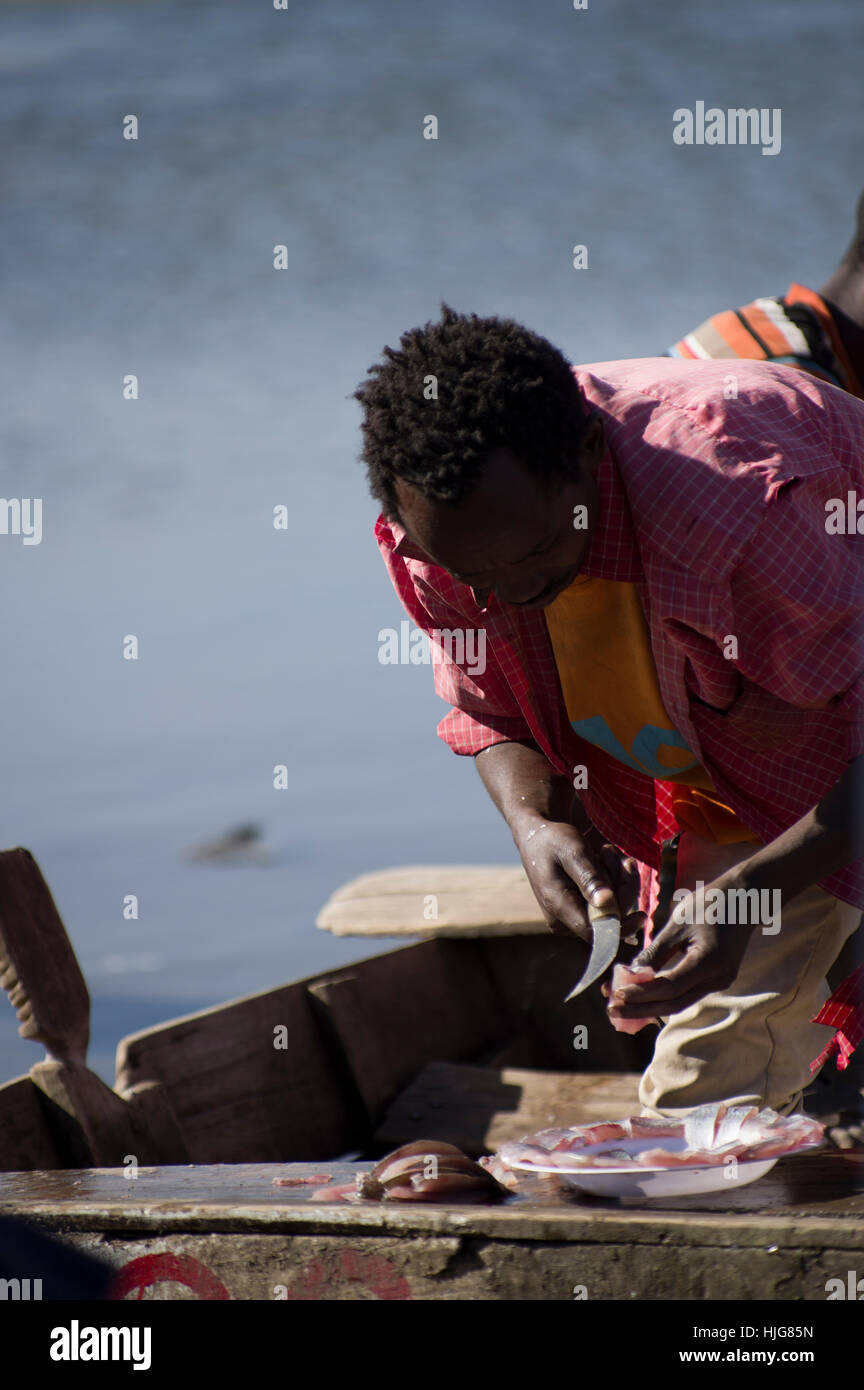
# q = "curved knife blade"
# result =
<box><xmin>564</xmin><ymin>904</ymin><xmax>621</xmax><ymax>1001</ymax></box>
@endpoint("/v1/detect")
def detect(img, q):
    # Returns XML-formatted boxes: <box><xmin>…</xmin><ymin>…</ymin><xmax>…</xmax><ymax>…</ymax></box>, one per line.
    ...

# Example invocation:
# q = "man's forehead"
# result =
<box><xmin>392</xmin><ymin>453</ymin><xmax>544</xmax><ymax>537</ymax></box>
<box><xmin>395</xmin><ymin>505</ymin><xmax>568</xmax><ymax>574</ymax></box>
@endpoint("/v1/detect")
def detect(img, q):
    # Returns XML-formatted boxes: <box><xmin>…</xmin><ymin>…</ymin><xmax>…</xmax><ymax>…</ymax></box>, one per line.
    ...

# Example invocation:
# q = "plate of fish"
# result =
<box><xmin>493</xmin><ymin>1103</ymin><xmax>824</xmax><ymax>1197</ymax></box>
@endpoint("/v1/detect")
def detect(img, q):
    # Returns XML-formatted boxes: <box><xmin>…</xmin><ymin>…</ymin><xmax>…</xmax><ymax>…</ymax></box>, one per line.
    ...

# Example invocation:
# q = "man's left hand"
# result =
<box><xmin>610</xmin><ymin>875</ymin><xmax>758</xmax><ymax>1019</ymax></box>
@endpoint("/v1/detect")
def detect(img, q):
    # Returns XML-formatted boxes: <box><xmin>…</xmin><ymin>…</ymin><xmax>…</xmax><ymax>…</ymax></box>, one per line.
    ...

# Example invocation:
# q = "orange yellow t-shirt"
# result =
<box><xmin>544</xmin><ymin>575</ymin><xmax>759</xmax><ymax>845</ymax></box>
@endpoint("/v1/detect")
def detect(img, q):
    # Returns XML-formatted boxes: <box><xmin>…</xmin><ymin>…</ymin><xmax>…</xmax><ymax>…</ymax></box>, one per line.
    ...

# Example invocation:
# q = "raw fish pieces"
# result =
<box><xmin>291</xmin><ymin>1107</ymin><xmax>827</xmax><ymax>1203</ymax></box>
<box><xmin>303</xmin><ymin>1141</ymin><xmax>508</xmax><ymax>1204</ymax></box>
<box><xmin>477</xmin><ymin>1153</ymin><xmax>521</xmax><ymax>1191</ymax></box>
<box><xmin>606</xmin><ymin>962</ymin><xmax>660</xmax><ymax>1033</ymax></box>
<box><xmin>627</xmin><ymin>1115</ymin><xmax>689</xmax><ymax>1139</ymax></box>
<box><xmin>553</xmin><ymin>1121</ymin><xmax>630</xmax><ymax>1148</ymax></box>
<box><xmin>633</xmin><ymin>1147</ymin><xmax>724</xmax><ymax>1168</ymax></box>
<box><xmin>495</xmin><ymin>1104</ymin><xmax>825</xmax><ymax>1173</ymax></box>
<box><xmin>683</xmin><ymin>1102</ymin><xmax>763</xmax><ymax>1150</ymax></box>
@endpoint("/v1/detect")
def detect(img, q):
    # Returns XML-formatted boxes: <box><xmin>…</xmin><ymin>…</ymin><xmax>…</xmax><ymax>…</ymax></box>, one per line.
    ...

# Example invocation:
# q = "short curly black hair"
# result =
<box><xmin>354</xmin><ymin>304</ymin><xmax>588</xmax><ymax>522</ymax></box>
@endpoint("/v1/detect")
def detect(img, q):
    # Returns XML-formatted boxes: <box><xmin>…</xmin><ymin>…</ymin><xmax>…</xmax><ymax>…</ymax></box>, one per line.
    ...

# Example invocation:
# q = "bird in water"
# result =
<box><xmin>185</xmin><ymin>822</ymin><xmax>272</xmax><ymax>865</ymax></box>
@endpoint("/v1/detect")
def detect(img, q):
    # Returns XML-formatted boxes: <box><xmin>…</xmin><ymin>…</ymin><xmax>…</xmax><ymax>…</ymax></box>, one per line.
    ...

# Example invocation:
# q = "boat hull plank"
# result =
<box><xmin>115</xmin><ymin>982</ymin><xmax>361</xmax><ymax>1164</ymax></box>
<box><xmin>0</xmin><ymin>1076</ymin><xmax>67</xmax><ymax>1171</ymax></box>
<box><xmin>476</xmin><ymin>935</ymin><xmax>656</xmax><ymax>1071</ymax></box>
<box><xmin>306</xmin><ymin>939</ymin><xmax>511</xmax><ymax>1123</ymax></box>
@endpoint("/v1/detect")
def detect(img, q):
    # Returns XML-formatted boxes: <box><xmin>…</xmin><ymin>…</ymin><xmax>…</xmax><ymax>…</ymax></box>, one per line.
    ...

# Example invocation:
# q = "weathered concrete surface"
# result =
<box><xmin>2</xmin><ymin>1158</ymin><xmax>862</xmax><ymax>1300</ymax></box>
<box><xmin>56</xmin><ymin>1231</ymin><xmax>859</xmax><ymax>1301</ymax></box>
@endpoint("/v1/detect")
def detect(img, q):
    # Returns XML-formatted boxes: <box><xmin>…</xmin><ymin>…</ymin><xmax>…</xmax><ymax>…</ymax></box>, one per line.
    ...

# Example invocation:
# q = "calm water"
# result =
<box><xmin>1</xmin><ymin>0</ymin><xmax>861</xmax><ymax>1082</ymax></box>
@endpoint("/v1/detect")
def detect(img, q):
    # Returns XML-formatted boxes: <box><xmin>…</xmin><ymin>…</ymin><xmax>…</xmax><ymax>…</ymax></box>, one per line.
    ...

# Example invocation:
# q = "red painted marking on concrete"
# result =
<box><xmin>282</xmin><ymin>1257</ymin><xmax>328</xmax><ymax>1301</ymax></box>
<box><xmin>339</xmin><ymin>1248</ymin><xmax>413</xmax><ymax>1299</ymax></box>
<box><xmin>109</xmin><ymin>1253</ymin><xmax>231</xmax><ymax>1301</ymax></box>
<box><xmin>282</xmin><ymin>1250</ymin><xmax>413</xmax><ymax>1300</ymax></box>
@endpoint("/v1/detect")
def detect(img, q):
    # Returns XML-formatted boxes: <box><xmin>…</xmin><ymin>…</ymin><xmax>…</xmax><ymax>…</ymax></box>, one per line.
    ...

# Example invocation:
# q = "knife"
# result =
<box><xmin>563</xmin><ymin>900</ymin><xmax>621</xmax><ymax>1001</ymax></box>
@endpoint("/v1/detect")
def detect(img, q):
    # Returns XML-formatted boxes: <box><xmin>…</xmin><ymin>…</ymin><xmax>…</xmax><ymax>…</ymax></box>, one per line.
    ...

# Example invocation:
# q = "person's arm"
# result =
<box><xmin>375</xmin><ymin>516</ymin><xmax>647</xmax><ymax>944</ymax></box>
<box><xmin>475</xmin><ymin>740</ymin><xmax>647</xmax><ymax>944</ymax></box>
<box><xmin>615</xmin><ymin>466</ymin><xmax>864</xmax><ymax>1019</ymax></box>
<box><xmin>737</xmin><ymin>753</ymin><xmax>863</xmax><ymax>897</ymax></box>
<box><xmin>613</xmin><ymin>756</ymin><xmax>864</xmax><ymax>1020</ymax></box>
<box><xmin>376</xmin><ymin>515</ymin><xmax>533</xmax><ymax>754</ymax></box>
<box><xmin>475</xmin><ymin>738</ymin><xmax>578</xmax><ymax>832</ymax></box>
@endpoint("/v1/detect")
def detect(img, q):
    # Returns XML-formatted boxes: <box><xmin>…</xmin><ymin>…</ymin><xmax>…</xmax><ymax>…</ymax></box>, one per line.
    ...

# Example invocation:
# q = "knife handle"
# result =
<box><xmin>587</xmin><ymin>900</ymin><xmax>620</xmax><ymax>926</ymax></box>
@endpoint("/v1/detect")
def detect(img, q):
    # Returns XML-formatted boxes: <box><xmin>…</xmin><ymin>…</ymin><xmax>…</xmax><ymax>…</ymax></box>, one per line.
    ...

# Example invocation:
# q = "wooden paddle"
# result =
<box><xmin>0</xmin><ymin>847</ymin><xmax>90</xmax><ymax>1064</ymax></box>
<box><xmin>0</xmin><ymin>847</ymin><xmax>183</xmax><ymax>1165</ymax></box>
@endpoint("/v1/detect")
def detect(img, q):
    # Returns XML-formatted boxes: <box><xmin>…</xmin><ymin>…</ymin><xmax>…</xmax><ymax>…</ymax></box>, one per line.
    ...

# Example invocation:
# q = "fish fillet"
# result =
<box><xmin>606</xmin><ymin>962</ymin><xmax>660</xmax><ymax>1032</ymax></box>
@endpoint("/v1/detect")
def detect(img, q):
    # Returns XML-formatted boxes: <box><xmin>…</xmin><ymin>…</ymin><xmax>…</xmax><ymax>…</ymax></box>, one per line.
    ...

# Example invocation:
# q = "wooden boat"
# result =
<box><xmin>0</xmin><ymin>848</ymin><xmax>862</xmax><ymax>1301</ymax></box>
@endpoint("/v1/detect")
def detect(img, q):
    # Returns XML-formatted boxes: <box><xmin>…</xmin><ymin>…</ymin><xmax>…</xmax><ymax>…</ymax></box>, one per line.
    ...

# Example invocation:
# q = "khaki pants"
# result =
<box><xmin>638</xmin><ymin>830</ymin><xmax>863</xmax><ymax>1118</ymax></box>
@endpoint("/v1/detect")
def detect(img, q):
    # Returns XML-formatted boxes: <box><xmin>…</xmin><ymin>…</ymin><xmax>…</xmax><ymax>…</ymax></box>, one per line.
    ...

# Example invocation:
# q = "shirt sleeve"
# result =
<box><xmin>375</xmin><ymin>520</ymin><xmax>535</xmax><ymax>756</ymax></box>
<box><xmin>725</xmin><ymin>477</ymin><xmax>864</xmax><ymax>757</ymax></box>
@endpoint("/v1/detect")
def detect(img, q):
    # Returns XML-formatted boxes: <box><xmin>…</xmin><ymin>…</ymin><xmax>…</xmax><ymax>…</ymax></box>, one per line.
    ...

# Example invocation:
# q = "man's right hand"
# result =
<box><xmin>474</xmin><ymin>740</ymin><xmax>648</xmax><ymax>946</ymax></box>
<box><xmin>512</xmin><ymin>814</ymin><xmax>647</xmax><ymax>945</ymax></box>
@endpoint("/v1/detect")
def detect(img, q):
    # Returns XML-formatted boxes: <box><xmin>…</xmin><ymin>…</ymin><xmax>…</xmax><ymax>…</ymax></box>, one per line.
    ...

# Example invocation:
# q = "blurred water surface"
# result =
<box><xmin>1</xmin><ymin>0</ymin><xmax>861</xmax><ymax>1081</ymax></box>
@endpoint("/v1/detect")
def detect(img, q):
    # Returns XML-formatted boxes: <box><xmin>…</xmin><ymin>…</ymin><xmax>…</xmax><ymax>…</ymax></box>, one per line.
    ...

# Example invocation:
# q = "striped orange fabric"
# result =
<box><xmin>668</xmin><ymin>283</ymin><xmax>864</xmax><ymax>400</ymax></box>
<box><xmin>785</xmin><ymin>282</ymin><xmax>864</xmax><ymax>398</ymax></box>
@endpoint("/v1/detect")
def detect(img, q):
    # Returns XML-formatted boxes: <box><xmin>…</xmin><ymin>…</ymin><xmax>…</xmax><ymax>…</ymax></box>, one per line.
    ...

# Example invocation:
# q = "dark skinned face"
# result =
<box><xmin>393</xmin><ymin>412</ymin><xmax>605</xmax><ymax>609</ymax></box>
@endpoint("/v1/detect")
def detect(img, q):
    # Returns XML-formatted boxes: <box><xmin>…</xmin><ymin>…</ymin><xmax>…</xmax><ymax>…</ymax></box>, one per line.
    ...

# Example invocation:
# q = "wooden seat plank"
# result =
<box><xmin>316</xmin><ymin>865</ymin><xmax>546</xmax><ymax>938</ymax></box>
<box><xmin>374</xmin><ymin>1062</ymin><xmax>642</xmax><ymax>1154</ymax></box>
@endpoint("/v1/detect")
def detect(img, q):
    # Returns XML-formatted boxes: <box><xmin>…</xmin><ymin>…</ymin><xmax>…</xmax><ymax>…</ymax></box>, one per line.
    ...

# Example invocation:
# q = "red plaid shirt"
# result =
<box><xmin>375</xmin><ymin>356</ymin><xmax>864</xmax><ymax>1071</ymax></box>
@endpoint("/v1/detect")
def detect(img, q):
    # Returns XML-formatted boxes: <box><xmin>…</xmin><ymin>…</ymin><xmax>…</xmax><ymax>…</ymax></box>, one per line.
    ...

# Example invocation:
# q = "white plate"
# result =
<box><xmin>506</xmin><ymin>1136</ymin><xmax>780</xmax><ymax>1197</ymax></box>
